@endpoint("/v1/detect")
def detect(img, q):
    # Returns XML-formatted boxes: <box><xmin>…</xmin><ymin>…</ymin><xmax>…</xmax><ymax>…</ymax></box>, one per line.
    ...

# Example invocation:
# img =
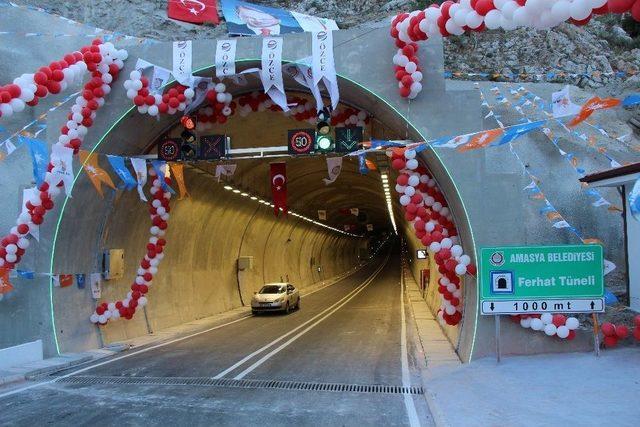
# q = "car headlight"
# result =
<box><xmin>275</xmin><ymin>297</ymin><xmax>284</xmax><ymax>303</ymax></box>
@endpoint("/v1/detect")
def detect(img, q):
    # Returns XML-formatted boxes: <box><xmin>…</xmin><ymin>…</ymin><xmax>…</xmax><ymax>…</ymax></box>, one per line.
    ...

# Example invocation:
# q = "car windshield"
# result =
<box><xmin>259</xmin><ymin>285</ymin><xmax>284</xmax><ymax>294</ymax></box>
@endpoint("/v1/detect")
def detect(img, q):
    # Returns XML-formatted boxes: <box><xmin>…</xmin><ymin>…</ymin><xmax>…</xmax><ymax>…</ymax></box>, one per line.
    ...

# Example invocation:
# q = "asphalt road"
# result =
<box><xmin>0</xmin><ymin>252</ymin><xmax>433</xmax><ymax>426</ymax></box>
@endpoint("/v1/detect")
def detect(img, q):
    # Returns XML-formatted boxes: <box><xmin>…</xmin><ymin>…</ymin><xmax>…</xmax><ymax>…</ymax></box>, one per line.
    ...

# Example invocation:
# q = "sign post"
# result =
<box><xmin>479</xmin><ymin>245</ymin><xmax>605</xmax><ymax>358</ymax></box>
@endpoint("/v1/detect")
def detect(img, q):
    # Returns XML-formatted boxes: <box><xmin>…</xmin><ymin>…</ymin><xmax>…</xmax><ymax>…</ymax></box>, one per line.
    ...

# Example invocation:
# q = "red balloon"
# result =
<box><xmin>607</xmin><ymin>0</ymin><xmax>634</xmax><ymax>13</ymax></box>
<box><xmin>634</xmin><ymin>327</ymin><xmax>640</xmax><ymax>341</ymax></box>
<box><xmin>445</xmin><ymin>259</ymin><xmax>457</xmax><ymax>272</ymax></box>
<box><xmin>475</xmin><ymin>0</ymin><xmax>495</xmax><ymax>16</ymax></box>
<box><xmin>96</xmin><ymin>306</ymin><xmax>105</xmax><ymax>315</ymax></box>
<box><xmin>603</xmin><ymin>335</ymin><xmax>618</xmax><ymax>348</ymax></box>
<box><xmin>570</xmin><ymin>15</ymin><xmax>591</xmax><ymax>26</ymax></box>
<box><xmin>616</xmin><ymin>325</ymin><xmax>629</xmax><ymax>339</ymax></box>
<box><xmin>552</xmin><ymin>314</ymin><xmax>566</xmax><ymax>327</ymax></box>
<box><xmin>421</xmin><ymin>235</ymin><xmax>433</xmax><ymax>246</ymax></box>
<box><xmin>601</xmin><ymin>322</ymin><xmax>616</xmax><ymax>337</ymax></box>
<box><xmin>632</xmin><ymin>0</ymin><xmax>640</xmax><ymax>21</ymax></box>
<box><xmin>392</xmin><ymin>158</ymin><xmax>406</xmax><ymax>170</ymax></box>
<box><xmin>567</xmin><ymin>330</ymin><xmax>576</xmax><ymax>340</ymax></box>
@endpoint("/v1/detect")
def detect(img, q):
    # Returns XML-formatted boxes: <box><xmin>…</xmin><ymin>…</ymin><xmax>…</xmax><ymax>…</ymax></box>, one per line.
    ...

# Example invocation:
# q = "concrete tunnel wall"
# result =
<box><xmin>51</xmin><ymin>167</ymin><xmax>365</xmax><ymax>353</ymax></box>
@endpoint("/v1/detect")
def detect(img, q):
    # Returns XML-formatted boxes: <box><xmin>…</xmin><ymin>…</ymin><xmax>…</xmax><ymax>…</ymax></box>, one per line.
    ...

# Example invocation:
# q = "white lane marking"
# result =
<box><xmin>400</xmin><ymin>265</ymin><xmax>421</xmax><ymax>427</ymax></box>
<box><xmin>0</xmin><ymin>315</ymin><xmax>251</xmax><ymax>399</ymax></box>
<box><xmin>232</xmin><ymin>258</ymin><xmax>388</xmax><ymax>380</ymax></box>
<box><xmin>213</xmin><ymin>259</ymin><xmax>388</xmax><ymax>379</ymax></box>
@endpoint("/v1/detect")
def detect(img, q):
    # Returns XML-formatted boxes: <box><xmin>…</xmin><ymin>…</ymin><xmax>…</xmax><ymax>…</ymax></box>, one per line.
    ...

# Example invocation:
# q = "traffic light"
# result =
<box><xmin>315</xmin><ymin>133</ymin><xmax>334</xmax><ymax>153</ymax></box>
<box><xmin>180</xmin><ymin>130</ymin><xmax>197</xmax><ymax>161</ymax></box>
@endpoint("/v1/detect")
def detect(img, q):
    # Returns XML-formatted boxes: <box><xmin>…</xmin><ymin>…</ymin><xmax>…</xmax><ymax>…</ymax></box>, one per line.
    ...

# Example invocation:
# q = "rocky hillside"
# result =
<box><xmin>16</xmin><ymin>0</ymin><xmax>640</xmax><ymax>89</ymax></box>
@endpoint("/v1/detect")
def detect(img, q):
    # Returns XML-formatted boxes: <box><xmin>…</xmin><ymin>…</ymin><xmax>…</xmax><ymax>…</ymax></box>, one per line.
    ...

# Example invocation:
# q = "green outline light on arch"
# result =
<box><xmin>49</xmin><ymin>58</ymin><xmax>478</xmax><ymax>360</ymax></box>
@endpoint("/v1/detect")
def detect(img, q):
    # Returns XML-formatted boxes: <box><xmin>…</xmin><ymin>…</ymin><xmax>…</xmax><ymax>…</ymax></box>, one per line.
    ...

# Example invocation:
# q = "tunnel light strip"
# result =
<box><xmin>221</xmin><ymin>182</ymin><xmax>360</xmax><ymax>237</ymax></box>
<box><xmin>380</xmin><ymin>173</ymin><xmax>398</xmax><ymax>235</ymax></box>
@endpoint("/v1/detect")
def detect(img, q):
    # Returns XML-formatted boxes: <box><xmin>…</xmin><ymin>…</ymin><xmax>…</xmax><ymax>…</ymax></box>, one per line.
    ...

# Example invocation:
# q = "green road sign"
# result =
<box><xmin>479</xmin><ymin>245</ymin><xmax>604</xmax><ymax>315</ymax></box>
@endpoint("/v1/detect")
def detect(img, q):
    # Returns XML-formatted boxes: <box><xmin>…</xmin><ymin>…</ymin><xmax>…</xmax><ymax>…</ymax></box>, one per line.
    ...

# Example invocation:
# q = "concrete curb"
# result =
<box><xmin>403</xmin><ymin>265</ymin><xmax>460</xmax><ymax>427</ymax></box>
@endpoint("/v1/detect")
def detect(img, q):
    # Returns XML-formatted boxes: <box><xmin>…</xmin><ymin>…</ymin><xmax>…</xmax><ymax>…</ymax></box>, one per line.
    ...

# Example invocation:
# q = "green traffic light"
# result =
<box><xmin>316</xmin><ymin>135</ymin><xmax>333</xmax><ymax>152</ymax></box>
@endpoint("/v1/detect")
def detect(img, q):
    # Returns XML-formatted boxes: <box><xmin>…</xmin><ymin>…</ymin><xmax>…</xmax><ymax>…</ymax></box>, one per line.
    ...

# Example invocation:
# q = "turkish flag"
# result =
<box><xmin>270</xmin><ymin>162</ymin><xmax>287</xmax><ymax>217</ymax></box>
<box><xmin>167</xmin><ymin>0</ymin><xmax>220</xmax><ymax>25</ymax></box>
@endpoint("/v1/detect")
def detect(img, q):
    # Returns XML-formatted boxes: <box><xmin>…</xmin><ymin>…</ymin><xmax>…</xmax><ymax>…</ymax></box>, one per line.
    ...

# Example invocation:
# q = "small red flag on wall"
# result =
<box><xmin>270</xmin><ymin>162</ymin><xmax>287</xmax><ymax>217</ymax></box>
<box><xmin>167</xmin><ymin>0</ymin><xmax>220</xmax><ymax>25</ymax></box>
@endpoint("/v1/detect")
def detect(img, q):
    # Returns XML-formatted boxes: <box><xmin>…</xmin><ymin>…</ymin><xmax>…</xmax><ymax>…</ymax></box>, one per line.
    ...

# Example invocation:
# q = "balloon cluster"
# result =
<box><xmin>0</xmin><ymin>41</ymin><xmax>126</xmax><ymax>119</ymax></box>
<box><xmin>390</xmin><ymin>0</ymin><xmax>640</xmax><ymax>99</ymax></box>
<box><xmin>0</xmin><ymin>39</ymin><xmax>126</xmax><ymax>273</ymax></box>
<box><xmin>512</xmin><ymin>313</ymin><xmax>579</xmax><ymax>339</ymax></box>
<box><xmin>90</xmin><ymin>167</ymin><xmax>171</xmax><ymax>325</ymax></box>
<box><xmin>235</xmin><ymin>92</ymin><xmax>369</xmax><ymax>127</ymax></box>
<box><xmin>194</xmin><ymin>83</ymin><xmax>235</xmax><ymax>131</ymax></box>
<box><xmin>601</xmin><ymin>316</ymin><xmax>640</xmax><ymax>347</ymax></box>
<box><xmin>390</xmin><ymin>147</ymin><xmax>476</xmax><ymax>326</ymax></box>
<box><xmin>123</xmin><ymin>72</ymin><xmax>195</xmax><ymax>116</ymax></box>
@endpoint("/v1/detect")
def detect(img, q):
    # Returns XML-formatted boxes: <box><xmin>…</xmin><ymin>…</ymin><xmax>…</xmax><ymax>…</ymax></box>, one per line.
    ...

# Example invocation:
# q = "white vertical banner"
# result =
<box><xmin>215</xmin><ymin>39</ymin><xmax>237</xmax><ymax>79</ymax></box>
<box><xmin>90</xmin><ymin>273</ymin><xmax>102</xmax><ymax>300</ymax></box>
<box><xmin>260</xmin><ymin>37</ymin><xmax>289</xmax><ymax>111</ymax></box>
<box><xmin>49</xmin><ymin>144</ymin><xmax>74</xmax><ymax>197</ymax></box>
<box><xmin>322</xmin><ymin>157</ymin><xmax>342</xmax><ymax>185</ymax></box>
<box><xmin>283</xmin><ymin>61</ymin><xmax>323</xmax><ymax>111</ymax></box>
<box><xmin>150</xmin><ymin>66</ymin><xmax>171</xmax><ymax>93</ymax></box>
<box><xmin>312</xmin><ymin>30</ymin><xmax>339</xmax><ymax>109</ymax></box>
<box><xmin>172</xmin><ymin>40</ymin><xmax>193</xmax><ymax>86</ymax></box>
<box><xmin>130</xmin><ymin>158</ymin><xmax>148</xmax><ymax>202</ymax></box>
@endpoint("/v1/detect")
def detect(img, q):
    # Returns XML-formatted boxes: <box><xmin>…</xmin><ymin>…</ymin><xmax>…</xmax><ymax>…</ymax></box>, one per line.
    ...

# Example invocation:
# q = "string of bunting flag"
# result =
<box><xmin>499</xmin><ymin>84</ymin><xmax>620</xmax><ymax>210</ymax></box>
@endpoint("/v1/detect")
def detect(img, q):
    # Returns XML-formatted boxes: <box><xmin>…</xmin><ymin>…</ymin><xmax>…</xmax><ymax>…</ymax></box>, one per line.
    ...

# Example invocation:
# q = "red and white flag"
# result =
<box><xmin>270</xmin><ymin>162</ymin><xmax>287</xmax><ymax>217</ymax></box>
<box><xmin>167</xmin><ymin>0</ymin><xmax>219</xmax><ymax>25</ymax></box>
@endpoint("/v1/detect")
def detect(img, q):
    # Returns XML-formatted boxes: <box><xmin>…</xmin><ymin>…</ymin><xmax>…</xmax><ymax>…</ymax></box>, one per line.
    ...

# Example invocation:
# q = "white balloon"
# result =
<box><xmin>215</xmin><ymin>83</ymin><xmax>226</xmax><ymax>93</ymax></box>
<box><xmin>520</xmin><ymin>317</ymin><xmax>532</xmax><ymax>328</ymax></box>
<box><xmin>494</xmin><ymin>0</ymin><xmax>507</xmax><ymax>9</ymax></box>
<box><xmin>0</xmin><ymin>103</ymin><xmax>14</xmax><ymax>118</ymax></box>
<box><xmin>90</xmin><ymin>313</ymin><xmax>99</xmax><ymax>323</ymax></box>
<box><xmin>565</xmin><ymin>317</ymin><xmax>579</xmax><ymax>330</ymax></box>
<box><xmin>411</xmin><ymin>71</ymin><xmax>423</xmax><ymax>82</ymax></box>
<box><xmin>541</xmin><ymin>313</ymin><xmax>553</xmax><ymax>325</ymax></box>
<box><xmin>410</xmin><ymin>82</ymin><xmax>422</xmax><ymax>93</ymax></box>
<box><xmin>530</xmin><ymin>318</ymin><xmax>544</xmax><ymax>331</ymax></box>
<box><xmin>451</xmin><ymin>245</ymin><xmax>463</xmax><ymax>257</ymax></box>
<box><xmin>441</xmin><ymin>238</ymin><xmax>453</xmax><ymax>249</ymax></box>
<box><xmin>484</xmin><ymin>10</ymin><xmax>503</xmax><ymax>29</ymax></box>
<box><xmin>17</xmin><ymin>238</ymin><xmax>29</xmax><ymax>249</ymax></box>
<box><xmin>138</xmin><ymin>296</ymin><xmax>148</xmax><ymax>307</ymax></box>
<box><xmin>445</xmin><ymin>305</ymin><xmax>456</xmax><ymax>315</ymax></box>
<box><xmin>455</xmin><ymin>264</ymin><xmax>467</xmax><ymax>275</ymax></box>
<box><xmin>405</xmin><ymin>62</ymin><xmax>417</xmax><ymax>74</ymax></box>
<box><xmin>408</xmin><ymin>175</ymin><xmax>420</xmax><ymax>187</ymax></box>
<box><xmin>5</xmin><ymin>244</ymin><xmax>17</xmax><ymax>254</ymax></box>
<box><xmin>98</xmin><ymin>314</ymin><xmax>107</xmax><ymax>324</ymax></box>
<box><xmin>556</xmin><ymin>325</ymin><xmax>570</xmax><ymax>338</ymax></box>
<box><xmin>395</xmin><ymin>184</ymin><xmax>406</xmax><ymax>193</ymax></box>
<box><xmin>570</xmin><ymin>0</ymin><xmax>591</xmax><ymax>20</ymax></box>
<box><xmin>148</xmin><ymin>105</ymin><xmax>159</xmax><ymax>116</ymax></box>
<box><xmin>5</xmin><ymin>253</ymin><xmax>17</xmax><ymax>263</ymax></box>
<box><xmin>459</xmin><ymin>254</ymin><xmax>471</xmax><ymax>265</ymax></box>
<box><xmin>465</xmin><ymin>11</ymin><xmax>484</xmax><ymax>28</ymax></box>
<box><xmin>544</xmin><ymin>323</ymin><xmax>557</xmax><ymax>336</ymax></box>
<box><xmin>454</xmin><ymin>9</ymin><xmax>468</xmax><ymax>26</ymax></box>
<box><xmin>525</xmin><ymin>0</ymin><xmax>545</xmax><ymax>12</ymax></box>
<box><xmin>405</xmin><ymin>149</ymin><xmax>417</xmax><ymax>160</ymax></box>
<box><xmin>129</xmin><ymin>70</ymin><xmax>141</xmax><ymax>80</ymax></box>
<box><xmin>404</xmin><ymin>186</ymin><xmax>416</xmax><ymax>197</ymax></box>
<box><xmin>406</xmin><ymin>159</ymin><xmax>419</xmax><ymax>170</ymax></box>
<box><xmin>429</xmin><ymin>242</ymin><xmax>441</xmax><ymax>252</ymax></box>
<box><xmin>399</xmin><ymin>195</ymin><xmax>411</xmax><ymax>206</ymax></box>
<box><xmin>551</xmin><ymin>1</ymin><xmax>572</xmax><ymax>22</ymax></box>
<box><xmin>512</xmin><ymin>6</ymin><xmax>530</xmax><ymax>26</ymax></box>
<box><xmin>184</xmin><ymin>88</ymin><xmax>195</xmax><ymax>99</ymax></box>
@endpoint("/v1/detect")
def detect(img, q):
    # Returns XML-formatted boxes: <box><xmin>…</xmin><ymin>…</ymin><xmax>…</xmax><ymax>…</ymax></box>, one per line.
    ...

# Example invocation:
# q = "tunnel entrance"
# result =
<box><xmin>46</xmin><ymin>54</ymin><xmax>477</xmax><ymax>365</ymax></box>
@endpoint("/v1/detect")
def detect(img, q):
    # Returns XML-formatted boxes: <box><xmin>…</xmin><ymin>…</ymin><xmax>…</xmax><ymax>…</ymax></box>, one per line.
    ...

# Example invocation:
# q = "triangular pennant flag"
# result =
<box><xmin>107</xmin><ymin>155</ymin><xmax>137</xmax><ymax>191</ymax></box>
<box><xmin>130</xmin><ymin>157</ymin><xmax>148</xmax><ymax>202</ymax></box>
<box><xmin>21</xmin><ymin>136</ymin><xmax>48</xmax><ymax>186</ymax></box>
<box><xmin>49</xmin><ymin>144</ymin><xmax>75</xmax><ymax>196</ymax></box>
<box><xmin>78</xmin><ymin>150</ymin><xmax>116</xmax><ymax>198</ymax></box>
<box><xmin>151</xmin><ymin>160</ymin><xmax>176</xmax><ymax>195</ymax></box>
<box><xmin>457</xmin><ymin>128</ymin><xmax>503</xmax><ymax>152</ymax></box>
<box><xmin>169</xmin><ymin>162</ymin><xmax>189</xmax><ymax>200</ymax></box>
<box><xmin>568</xmin><ymin>97</ymin><xmax>621</xmax><ymax>127</ymax></box>
<box><xmin>0</xmin><ymin>268</ymin><xmax>13</xmax><ymax>294</ymax></box>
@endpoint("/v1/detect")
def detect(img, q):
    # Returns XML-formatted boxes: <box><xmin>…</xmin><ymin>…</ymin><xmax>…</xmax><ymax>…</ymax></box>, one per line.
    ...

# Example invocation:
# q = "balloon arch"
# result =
<box><xmin>390</xmin><ymin>0</ymin><xmax>640</xmax><ymax>99</ymax></box>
